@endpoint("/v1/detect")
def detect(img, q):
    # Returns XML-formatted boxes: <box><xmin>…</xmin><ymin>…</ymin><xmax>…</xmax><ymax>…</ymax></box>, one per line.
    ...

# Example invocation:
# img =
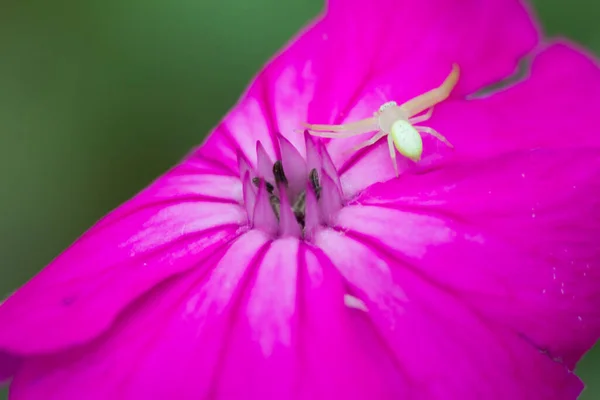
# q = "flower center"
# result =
<box><xmin>239</xmin><ymin>131</ymin><xmax>344</xmax><ymax>239</ymax></box>
<box><xmin>252</xmin><ymin>163</ymin><xmax>322</xmax><ymax>229</ymax></box>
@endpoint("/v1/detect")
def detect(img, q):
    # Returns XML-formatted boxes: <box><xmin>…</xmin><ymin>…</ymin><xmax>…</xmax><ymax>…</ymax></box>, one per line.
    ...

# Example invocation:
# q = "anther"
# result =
<box><xmin>252</xmin><ymin>177</ymin><xmax>275</xmax><ymax>194</ymax></box>
<box><xmin>273</xmin><ymin>161</ymin><xmax>288</xmax><ymax>186</ymax></box>
<box><xmin>309</xmin><ymin>168</ymin><xmax>321</xmax><ymax>199</ymax></box>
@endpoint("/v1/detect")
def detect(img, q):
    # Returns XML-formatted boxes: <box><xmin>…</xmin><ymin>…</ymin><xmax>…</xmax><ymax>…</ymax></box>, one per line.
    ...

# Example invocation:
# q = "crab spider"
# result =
<box><xmin>303</xmin><ymin>64</ymin><xmax>459</xmax><ymax>176</ymax></box>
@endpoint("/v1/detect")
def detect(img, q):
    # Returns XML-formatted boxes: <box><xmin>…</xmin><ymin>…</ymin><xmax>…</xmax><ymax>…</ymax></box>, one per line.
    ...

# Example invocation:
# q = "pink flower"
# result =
<box><xmin>2</xmin><ymin>0</ymin><xmax>600</xmax><ymax>398</ymax></box>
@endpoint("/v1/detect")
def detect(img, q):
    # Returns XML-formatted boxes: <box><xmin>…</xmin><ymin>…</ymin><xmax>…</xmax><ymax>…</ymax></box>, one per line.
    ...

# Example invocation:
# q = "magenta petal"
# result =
<box><xmin>8</xmin><ymin>236</ymin><xmax>412</xmax><ymax>399</ymax></box>
<box><xmin>214</xmin><ymin>240</ymin><xmax>411</xmax><ymax>398</ymax></box>
<box><xmin>2</xmin><ymin>0</ymin><xmax>598</xmax><ymax>397</ymax></box>
<box><xmin>196</xmin><ymin>0</ymin><xmax>540</xmax><ymax>178</ymax></box>
<box><xmin>8</xmin><ymin>231</ymin><xmax>270</xmax><ymax>399</ymax></box>
<box><xmin>211</xmin><ymin>238</ymin><xmax>299</xmax><ymax>398</ymax></box>
<box><xmin>432</xmin><ymin>42</ymin><xmax>600</xmax><ymax>159</ymax></box>
<box><xmin>355</xmin><ymin>148</ymin><xmax>600</xmax><ymax>369</ymax></box>
<box><xmin>0</xmin><ymin>164</ymin><xmax>246</xmax><ymax>355</ymax></box>
<box><xmin>322</xmin><ymin>0</ymin><xmax>539</xmax><ymax>101</ymax></box>
<box><xmin>292</xmin><ymin>244</ymin><xmax>411</xmax><ymax>398</ymax></box>
<box><xmin>315</xmin><ymin>228</ymin><xmax>582</xmax><ymax>398</ymax></box>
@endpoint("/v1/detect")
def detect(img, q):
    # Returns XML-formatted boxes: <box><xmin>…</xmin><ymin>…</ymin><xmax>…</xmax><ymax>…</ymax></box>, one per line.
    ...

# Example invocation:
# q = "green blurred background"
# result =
<box><xmin>0</xmin><ymin>0</ymin><xmax>598</xmax><ymax>398</ymax></box>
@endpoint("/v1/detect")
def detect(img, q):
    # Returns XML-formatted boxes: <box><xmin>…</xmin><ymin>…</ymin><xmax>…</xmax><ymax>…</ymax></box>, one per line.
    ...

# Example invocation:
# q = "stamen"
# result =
<box><xmin>272</xmin><ymin>161</ymin><xmax>288</xmax><ymax>186</ymax></box>
<box><xmin>252</xmin><ymin>177</ymin><xmax>275</xmax><ymax>194</ymax></box>
<box><xmin>292</xmin><ymin>193</ymin><xmax>306</xmax><ymax>228</ymax></box>
<box><xmin>241</xmin><ymin>135</ymin><xmax>345</xmax><ymax>239</ymax></box>
<box><xmin>253</xmin><ymin>181</ymin><xmax>278</xmax><ymax>236</ymax></box>
<box><xmin>309</xmin><ymin>168</ymin><xmax>322</xmax><ymax>199</ymax></box>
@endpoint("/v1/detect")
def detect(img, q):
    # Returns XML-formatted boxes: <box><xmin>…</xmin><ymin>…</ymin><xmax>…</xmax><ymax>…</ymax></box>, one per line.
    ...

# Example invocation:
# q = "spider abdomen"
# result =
<box><xmin>390</xmin><ymin>119</ymin><xmax>423</xmax><ymax>162</ymax></box>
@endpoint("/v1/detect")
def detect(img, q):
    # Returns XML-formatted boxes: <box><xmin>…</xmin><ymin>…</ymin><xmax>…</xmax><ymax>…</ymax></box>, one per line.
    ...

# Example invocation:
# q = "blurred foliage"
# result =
<box><xmin>0</xmin><ymin>0</ymin><xmax>598</xmax><ymax>398</ymax></box>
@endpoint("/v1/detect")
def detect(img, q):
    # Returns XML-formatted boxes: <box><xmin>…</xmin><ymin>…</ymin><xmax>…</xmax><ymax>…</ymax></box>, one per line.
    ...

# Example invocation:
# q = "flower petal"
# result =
<box><xmin>316</xmin><ymin>228</ymin><xmax>583</xmax><ymax>398</ymax></box>
<box><xmin>0</xmin><ymin>162</ymin><xmax>247</xmax><ymax>358</ymax></box>
<box><xmin>9</xmin><ymin>233</ymin><xmax>413</xmax><ymax>399</ymax></box>
<box><xmin>353</xmin><ymin>148</ymin><xmax>600</xmax><ymax>369</ymax></box>
<box><xmin>8</xmin><ymin>230</ymin><xmax>268</xmax><ymax>399</ymax></box>
<box><xmin>195</xmin><ymin>0</ymin><xmax>540</xmax><ymax>179</ymax></box>
<box><xmin>324</xmin><ymin>0</ymin><xmax>539</xmax><ymax>97</ymax></box>
<box><xmin>430</xmin><ymin>41</ymin><xmax>600</xmax><ymax>159</ymax></box>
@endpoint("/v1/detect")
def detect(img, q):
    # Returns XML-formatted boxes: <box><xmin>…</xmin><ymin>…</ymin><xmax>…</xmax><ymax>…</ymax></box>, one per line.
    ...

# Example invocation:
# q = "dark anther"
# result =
<box><xmin>273</xmin><ymin>161</ymin><xmax>288</xmax><ymax>186</ymax></box>
<box><xmin>251</xmin><ymin>162</ymin><xmax>323</xmax><ymax>230</ymax></box>
<box><xmin>309</xmin><ymin>168</ymin><xmax>321</xmax><ymax>199</ymax></box>
<box><xmin>293</xmin><ymin>209</ymin><xmax>305</xmax><ymax>228</ymax></box>
<box><xmin>291</xmin><ymin>168</ymin><xmax>322</xmax><ymax>229</ymax></box>
<box><xmin>269</xmin><ymin>193</ymin><xmax>281</xmax><ymax>220</ymax></box>
<box><xmin>252</xmin><ymin>177</ymin><xmax>274</xmax><ymax>194</ymax></box>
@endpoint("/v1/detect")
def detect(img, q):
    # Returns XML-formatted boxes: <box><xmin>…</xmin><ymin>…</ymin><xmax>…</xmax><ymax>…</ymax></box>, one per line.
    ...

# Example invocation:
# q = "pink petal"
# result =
<box><xmin>291</xmin><ymin>243</ymin><xmax>411</xmax><ymax>399</ymax></box>
<box><xmin>195</xmin><ymin>0</ymin><xmax>540</xmax><ymax>177</ymax></box>
<box><xmin>0</xmin><ymin>161</ymin><xmax>247</xmax><ymax>356</ymax></box>
<box><xmin>353</xmin><ymin>148</ymin><xmax>600</xmax><ymax>370</ymax></box>
<box><xmin>340</xmin><ymin>41</ymin><xmax>600</xmax><ymax>196</ymax></box>
<box><xmin>324</xmin><ymin>0</ymin><xmax>539</xmax><ymax>98</ymax></box>
<box><xmin>315</xmin><ymin>228</ymin><xmax>582</xmax><ymax>398</ymax></box>
<box><xmin>430</xmin><ymin>41</ymin><xmax>600</xmax><ymax>160</ymax></box>
<box><xmin>8</xmin><ymin>231</ymin><xmax>269</xmax><ymax>399</ymax></box>
<box><xmin>9</xmin><ymin>234</ymin><xmax>413</xmax><ymax>399</ymax></box>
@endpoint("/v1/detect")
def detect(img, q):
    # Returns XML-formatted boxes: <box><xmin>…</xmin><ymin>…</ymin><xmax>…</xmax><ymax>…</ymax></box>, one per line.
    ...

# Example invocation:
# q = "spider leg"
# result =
<box><xmin>302</xmin><ymin>117</ymin><xmax>378</xmax><ymax>139</ymax></box>
<box><xmin>302</xmin><ymin>117</ymin><xmax>377</xmax><ymax>132</ymax></box>
<box><xmin>414</xmin><ymin>126</ymin><xmax>454</xmax><ymax>148</ymax></box>
<box><xmin>341</xmin><ymin>130</ymin><xmax>387</xmax><ymax>158</ymax></box>
<box><xmin>399</xmin><ymin>64</ymin><xmax>460</xmax><ymax>117</ymax></box>
<box><xmin>408</xmin><ymin>107</ymin><xmax>434</xmax><ymax>124</ymax></box>
<box><xmin>304</xmin><ymin>130</ymin><xmax>364</xmax><ymax>139</ymax></box>
<box><xmin>387</xmin><ymin>134</ymin><xmax>399</xmax><ymax>177</ymax></box>
<box><xmin>351</xmin><ymin>130</ymin><xmax>387</xmax><ymax>152</ymax></box>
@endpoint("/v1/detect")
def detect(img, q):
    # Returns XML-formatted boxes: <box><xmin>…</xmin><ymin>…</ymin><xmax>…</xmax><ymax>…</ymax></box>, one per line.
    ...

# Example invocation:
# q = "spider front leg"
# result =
<box><xmin>387</xmin><ymin>133</ymin><xmax>399</xmax><ymax>177</ymax></box>
<box><xmin>408</xmin><ymin>107</ymin><xmax>434</xmax><ymax>124</ymax></box>
<box><xmin>302</xmin><ymin>117</ymin><xmax>378</xmax><ymax>139</ymax></box>
<box><xmin>414</xmin><ymin>126</ymin><xmax>454</xmax><ymax>148</ymax></box>
<box><xmin>351</xmin><ymin>130</ymin><xmax>387</xmax><ymax>152</ymax></box>
<box><xmin>303</xmin><ymin>129</ymin><xmax>362</xmax><ymax>139</ymax></box>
